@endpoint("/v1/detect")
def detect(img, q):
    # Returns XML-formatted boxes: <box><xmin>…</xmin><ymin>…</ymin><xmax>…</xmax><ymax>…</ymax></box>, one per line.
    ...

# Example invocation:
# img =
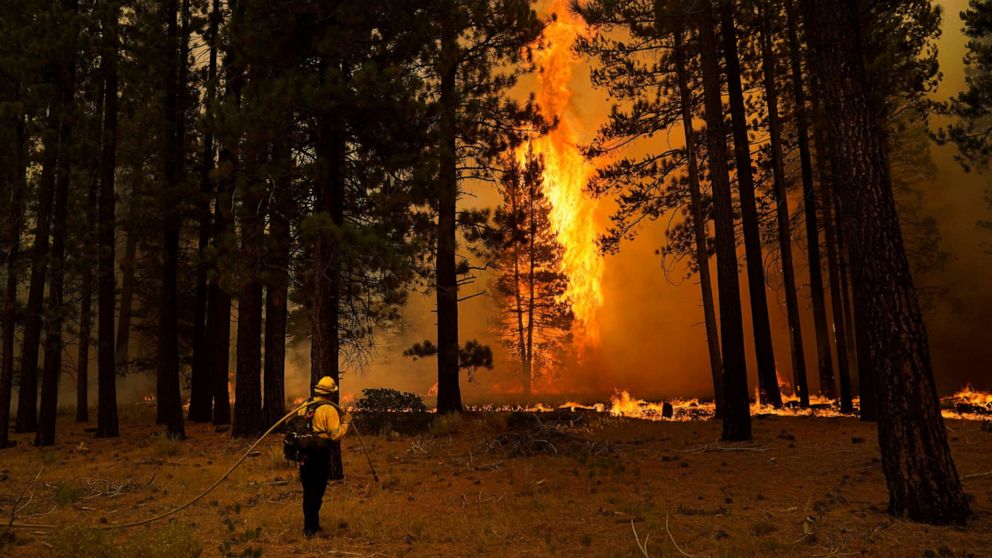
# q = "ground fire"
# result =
<box><xmin>1</xmin><ymin>0</ymin><xmax>991</xmax><ymax>556</ymax></box>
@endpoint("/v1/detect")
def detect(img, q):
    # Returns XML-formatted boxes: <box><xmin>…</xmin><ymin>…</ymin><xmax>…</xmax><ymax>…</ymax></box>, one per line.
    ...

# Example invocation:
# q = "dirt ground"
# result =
<box><xmin>1</xmin><ymin>406</ymin><xmax>990</xmax><ymax>557</ymax></box>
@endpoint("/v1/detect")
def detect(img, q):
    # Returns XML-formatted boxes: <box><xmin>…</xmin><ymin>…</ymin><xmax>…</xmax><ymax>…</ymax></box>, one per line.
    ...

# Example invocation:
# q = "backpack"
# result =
<box><xmin>283</xmin><ymin>400</ymin><xmax>330</xmax><ymax>462</ymax></box>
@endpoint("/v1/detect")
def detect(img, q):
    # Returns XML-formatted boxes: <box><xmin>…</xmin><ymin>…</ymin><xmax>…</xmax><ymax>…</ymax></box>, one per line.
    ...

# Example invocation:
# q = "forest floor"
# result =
<box><xmin>0</xmin><ymin>405</ymin><xmax>991</xmax><ymax>557</ymax></box>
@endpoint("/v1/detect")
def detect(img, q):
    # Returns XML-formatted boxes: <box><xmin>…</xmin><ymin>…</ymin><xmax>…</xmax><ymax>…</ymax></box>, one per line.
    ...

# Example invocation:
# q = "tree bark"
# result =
<box><xmin>37</xmin><ymin>0</ymin><xmax>79</xmax><ymax>445</ymax></box>
<box><xmin>17</xmin><ymin>99</ymin><xmax>61</xmax><ymax>435</ymax></box>
<box><xmin>208</xmin><ymin>0</ymin><xmax>245</xmax><ymax>428</ymax></box>
<box><xmin>673</xmin><ymin>29</ymin><xmax>723</xmax><ymax>418</ymax></box>
<box><xmin>113</xmin><ymin>232</ymin><xmax>135</xmax><ymax>376</ymax></box>
<box><xmin>0</xmin><ymin>89</ymin><xmax>28</xmax><ymax>448</ymax></box>
<box><xmin>157</xmin><ymin>0</ymin><xmax>186</xmax><ymax>439</ymax></box>
<box><xmin>783</xmin><ymin>0</ymin><xmax>822</xmax><ymax>407</ymax></box>
<box><xmin>802</xmin><ymin>0</ymin><xmax>969</xmax><ymax>524</ymax></box>
<box><xmin>263</xmin><ymin>140</ymin><xmax>289</xmax><ymax>427</ymax></box>
<box><xmin>806</xmin><ymin>93</ymin><xmax>842</xmax><ymax>399</ymax></box>
<box><xmin>821</xmin><ymin>170</ymin><xmax>854</xmax><ymax>411</ymax></box>
<box><xmin>311</xmin><ymin>56</ymin><xmax>346</xmax><ymax>478</ymax></box>
<box><xmin>76</xmin><ymin>107</ymin><xmax>100</xmax><ymax>424</ymax></box>
<box><xmin>756</xmin><ymin>0</ymin><xmax>808</xmax><ymax>404</ymax></box>
<box><xmin>698</xmin><ymin>1</ymin><xmax>751</xmax><ymax>442</ymax></box>
<box><xmin>232</xmin><ymin>96</ymin><xmax>265</xmax><ymax>439</ymax></box>
<box><xmin>436</xmin><ymin>14</ymin><xmax>462</xmax><ymax>414</ymax></box>
<box><xmin>97</xmin><ymin>0</ymin><xmax>121</xmax><ymax>438</ymax></box>
<box><xmin>718</xmin><ymin>0</ymin><xmax>781</xmax><ymax>407</ymax></box>
<box><xmin>188</xmin><ymin>0</ymin><xmax>221</xmax><ymax>423</ymax></box>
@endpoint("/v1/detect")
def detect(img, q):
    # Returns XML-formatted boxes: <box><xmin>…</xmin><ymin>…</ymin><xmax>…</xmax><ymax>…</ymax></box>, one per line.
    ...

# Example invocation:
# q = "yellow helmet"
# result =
<box><xmin>314</xmin><ymin>376</ymin><xmax>338</xmax><ymax>395</ymax></box>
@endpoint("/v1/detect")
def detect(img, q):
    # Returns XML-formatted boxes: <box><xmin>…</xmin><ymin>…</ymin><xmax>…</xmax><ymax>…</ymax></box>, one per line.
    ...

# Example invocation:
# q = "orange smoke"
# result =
<box><xmin>526</xmin><ymin>0</ymin><xmax>604</xmax><ymax>350</ymax></box>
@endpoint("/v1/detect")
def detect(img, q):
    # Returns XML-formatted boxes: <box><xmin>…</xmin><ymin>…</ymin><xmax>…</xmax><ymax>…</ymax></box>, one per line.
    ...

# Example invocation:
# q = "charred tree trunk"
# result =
<box><xmin>37</xmin><ymin>0</ymin><xmax>79</xmax><ymax>445</ymax></box>
<box><xmin>436</xmin><ymin>16</ymin><xmax>462</xmax><ymax>414</ymax></box>
<box><xmin>673</xmin><ymin>29</ymin><xmax>723</xmax><ymax>418</ymax></box>
<box><xmin>157</xmin><ymin>0</ymin><xmax>185</xmax><ymax>439</ymax></box>
<box><xmin>719</xmin><ymin>0</ymin><xmax>781</xmax><ymax>407</ymax></box>
<box><xmin>97</xmin><ymin>0</ymin><xmax>121</xmax><ymax>438</ymax></box>
<box><xmin>757</xmin><ymin>0</ymin><xmax>807</xmax><ymax>404</ymax></box>
<box><xmin>188</xmin><ymin>0</ymin><xmax>221</xmax><ymax>423</ymax></box>
<box><xmin>803</xmin><ymin>0</ymin><xmax>969</xmax><ymax>524</ymax></box>
<box><xmin>0</xmin><ymin>91</ymin><xmax>28</xmax><ymax>448</ymax></box>
<box><xmin>698</xmin><ymin>1</ymin><xmax>751</xmax><ymax>442</ymax></box>
<box><xmin>784</xmin><ymin>0</ymin><xmax>821</xmax><ymax>407</ymax></box>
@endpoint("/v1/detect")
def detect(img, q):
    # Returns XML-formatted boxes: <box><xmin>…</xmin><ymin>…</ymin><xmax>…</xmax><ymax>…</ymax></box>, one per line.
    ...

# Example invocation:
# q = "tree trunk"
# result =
<box><xmin>672</xmin><ymin>29</ymin><xmax>723</xmax><ymax>418</ymax></box>
<box><xmin>436</xmin><ymin>16</ymin><xmax>462</xmax><ymax>414</ymax></box>
<box><xmin>803</xmin><ymin>0</ymin><xmax>969</xmax><ymax>524</ymax></box>
<box><xmin>113</xmin><ymin>232</ymin><xmax>135</xmax><ymax>375</ymax></box>
<box><xmin>37</xmin><ymin>0</ymin><xmax>79</xmax><ymax>445</ymax></box>
<box><xmin>718</xmin><ymin>0</ymin><xmax>781</xmax><ymax>407</ymax></box>
<box><xmin>263</xmin><ymin>140</ymin><xmax>289</xmax><ymax>427</ymax></box>
<box><xmin>510</xmin><ymin>184</ymin><xmax>529</xmax><ymax>396</ymax></box>
<box><xmin>208</xmin><ymin>0</ymin><xmax>245</xmax><ymax>427</ymax></box>
<box><xmin>188</xmin><ymin>0</ymin><xmax>221</xmax><ymax>423</ymax></box>
<box><xmin>157</xmin><ymin>0</ymin><xmax>185</xmax><ymax>439</ymax></box>
<box><xmin>232</xmin><ymin>107</ymin><xmax>265</xmax><ymax>439</ymax></box>
<box><xmin>813</xmin><ymin>97</ymin><xmax>844</xmax><ymax>399</ymax></box>
<box><xmin>0</xmin><ymin>91</ymin><xmax>27</xmax><ymax>448</ymax></box>
<box><xmin>698</xmin><ymin>1</ymin><xmax>751</xmax><ymax>442</ymax></box>
<box><xmin>97</xmin><ymin>0</ymin><xmax>121</xmax><ymax>438</ymax></box>
<box><xmin>311</xmin><ymin>59</ymin><xmax>346</xmax><ymax>478</ymax></box>
<box><xmin>17</xmin><ymin>102</ymin><xmax>60</xmax><ymax>434</ymax></box>
<box><xmin>821</xmin><ymin>171</ymin><xmax>854</xmax><ymax>411</ymax></box>
<box><xmin>756</xmin><ymin>0</ymin><xmax>807</xmax><ymax>404</ymax></box>
<box><xmin>525</xmin><ymin>169</ymin><xmax>536</xmax><ymax>396</ymax></box>
<box><xmin>77</xmin><ymin>117</ymin><xmax>100</xmax><ymax>424</ymax></box>
<box><xmin>784</xmin><ymin>0</ymin><xmax>822</xmax><ymax>407</ymax></box>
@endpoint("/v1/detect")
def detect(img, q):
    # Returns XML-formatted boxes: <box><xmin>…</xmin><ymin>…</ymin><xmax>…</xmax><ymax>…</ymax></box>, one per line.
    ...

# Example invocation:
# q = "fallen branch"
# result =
<box><xmin>963</xmin><ymin>470</ymin><xmax>992</xmax><ymax>479</ymax></box>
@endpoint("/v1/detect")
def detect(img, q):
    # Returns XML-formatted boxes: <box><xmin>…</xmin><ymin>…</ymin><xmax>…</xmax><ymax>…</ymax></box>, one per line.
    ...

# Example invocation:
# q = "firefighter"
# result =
<box><xmin>299</xmin><ymin>376</ymin><xmax>351</xmax><ymax>537</ymax></box>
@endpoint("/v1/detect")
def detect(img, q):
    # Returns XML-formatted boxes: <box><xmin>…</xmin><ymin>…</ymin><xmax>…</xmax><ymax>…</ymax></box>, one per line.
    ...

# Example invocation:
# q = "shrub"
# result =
<box><xmin>354</xmin><ymin>388</ymin><xmax>431</xmax><ymax>435</ymax></box>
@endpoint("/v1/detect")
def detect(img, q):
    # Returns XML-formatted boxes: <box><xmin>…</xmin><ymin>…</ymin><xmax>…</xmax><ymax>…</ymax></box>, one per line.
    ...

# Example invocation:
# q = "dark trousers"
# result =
<box><xmin>300</xmin><ymin>446</ymin><xmax>331</xmax><ymax>533</ymax></box>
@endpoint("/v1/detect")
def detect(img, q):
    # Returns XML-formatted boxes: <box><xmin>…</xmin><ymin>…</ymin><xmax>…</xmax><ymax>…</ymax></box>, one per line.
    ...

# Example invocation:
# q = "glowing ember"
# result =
<box><xmin>524</xmin><ymin>0</ymin><xmax>604</xmax><ymax>350</ymax></box>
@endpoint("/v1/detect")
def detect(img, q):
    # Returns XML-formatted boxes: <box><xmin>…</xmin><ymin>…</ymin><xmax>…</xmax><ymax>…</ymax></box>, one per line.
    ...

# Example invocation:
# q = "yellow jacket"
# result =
<box><xmin>301</xmin><ymin>397</ymin><xmax>351</xmax><ymax>441</ymax></box>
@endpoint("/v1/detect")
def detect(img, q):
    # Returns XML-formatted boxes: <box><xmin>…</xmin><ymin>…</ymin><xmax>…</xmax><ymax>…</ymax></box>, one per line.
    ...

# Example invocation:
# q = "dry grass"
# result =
<box><xmin>0</xmin><ymin>405</ymin><xmax>990</xmax><ymax>557</ymax></box>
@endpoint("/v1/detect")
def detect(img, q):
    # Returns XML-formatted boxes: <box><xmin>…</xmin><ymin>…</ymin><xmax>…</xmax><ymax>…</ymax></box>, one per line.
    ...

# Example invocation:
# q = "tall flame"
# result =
<box><xmin>526</xmin><ymin>0</ymin><xmax>604</xmax><ymax>349</ymax></box>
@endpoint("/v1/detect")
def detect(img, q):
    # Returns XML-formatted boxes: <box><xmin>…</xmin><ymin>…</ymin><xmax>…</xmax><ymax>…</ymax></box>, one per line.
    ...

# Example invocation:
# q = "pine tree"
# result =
<box><xmin>803</xmin><ymin>0</ymin><xmax>969</xmax><ymax>524</ymax></box>
<box><xmin>575</xmin><ymin>0</ymin><xmax>725</xmax><ymax>415</ymax></box>
<box><xmin>489</xmin><ymin>149</ymin><xmax>573</xmax><ymax>395</ymax></box>
<box><xmin>426</xmin><ymin>0</ymin><xmax>544</xmax><ymax>414</ymax></box>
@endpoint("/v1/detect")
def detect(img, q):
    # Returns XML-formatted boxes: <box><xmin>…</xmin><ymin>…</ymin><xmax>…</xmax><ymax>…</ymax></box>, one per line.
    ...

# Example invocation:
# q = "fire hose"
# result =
<box><xmin>6</xmin><ymin>399</ymin><xmax>377</xmax><ymax>531</ymax></box>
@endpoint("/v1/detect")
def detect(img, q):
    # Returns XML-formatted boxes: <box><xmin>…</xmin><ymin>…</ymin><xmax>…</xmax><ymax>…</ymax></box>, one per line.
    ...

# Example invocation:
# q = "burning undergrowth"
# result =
<box><xmin>463</xmin><ymin>385</ymin><xmax>992</xmax><ymax>423</ymax></box>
